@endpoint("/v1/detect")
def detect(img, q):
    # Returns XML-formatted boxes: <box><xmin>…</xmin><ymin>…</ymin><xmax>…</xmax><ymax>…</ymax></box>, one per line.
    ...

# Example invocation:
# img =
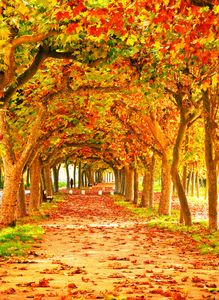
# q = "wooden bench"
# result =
<box><xmin>42</xmin><ymin>191</ymin><xmax>53</xmax><ymax>202</ymax></box>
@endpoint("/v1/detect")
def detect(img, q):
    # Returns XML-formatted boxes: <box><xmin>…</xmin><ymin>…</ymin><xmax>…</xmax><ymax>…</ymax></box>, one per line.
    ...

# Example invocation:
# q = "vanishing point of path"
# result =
<box><xmin>0</xmin><ymin>188</ymin><xmax>219</xmax><ymax>300</ymax></box>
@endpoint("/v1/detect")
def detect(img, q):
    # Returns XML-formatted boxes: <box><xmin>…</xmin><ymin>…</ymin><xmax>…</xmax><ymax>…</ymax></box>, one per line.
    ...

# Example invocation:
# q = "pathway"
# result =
<box><xmin>0</xmin><ymin>189</ymin><xmax>219</xmax><ymax>299</ymax></box>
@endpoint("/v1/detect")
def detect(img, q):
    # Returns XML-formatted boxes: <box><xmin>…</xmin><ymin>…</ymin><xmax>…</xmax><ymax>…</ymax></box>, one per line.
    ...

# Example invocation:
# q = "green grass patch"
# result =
<box><xmin>114</xmin><ymin>195</ymin><xmax>219</xmax><ymax>256</ymax></box>
<box><xmin>58</xmin><ymin>181</ymin><xmax>67</xmax><ymax>188</ymax></box>
<box><xmin>114</xmin><ymin>195</ymin><xmax>156</xmax><ymax>220</ymax></box>
<box><xmin>0</xmin><ymin>224</ymin><xmax>44</xmax><ymax>257</ymax></box>
<box><xmin>17</xmin><ymin>193</ymin><xmax>66</xmax><ymax>226</ymax></box>
<box><xmin>197</xmin><ymin>231</ymin><xmax>219</xmax><ymax>255</ymax></box>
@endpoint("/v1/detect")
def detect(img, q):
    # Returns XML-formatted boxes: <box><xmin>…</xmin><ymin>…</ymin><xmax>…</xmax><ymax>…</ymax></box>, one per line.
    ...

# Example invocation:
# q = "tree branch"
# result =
<box><xmin>1</xmin><ymin>31</ymin><xmax>59</xmax><ymax>92</ymax></box>
<box><xmin>1</xmin><ymin>46</ymin><xmax>49</xmax><ymax>106</ymax></box>
<box><xmin>190</xmin><ymin>0</ymin><xmax>213</xmax><ymax>9</ymax></box>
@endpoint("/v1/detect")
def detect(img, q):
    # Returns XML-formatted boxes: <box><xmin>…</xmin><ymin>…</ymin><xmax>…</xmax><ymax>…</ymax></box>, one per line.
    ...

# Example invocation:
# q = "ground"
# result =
<box><xmin>0</xmin><ymin>186</ymin><xmax>219</xmax><ymax>300</ymax></box>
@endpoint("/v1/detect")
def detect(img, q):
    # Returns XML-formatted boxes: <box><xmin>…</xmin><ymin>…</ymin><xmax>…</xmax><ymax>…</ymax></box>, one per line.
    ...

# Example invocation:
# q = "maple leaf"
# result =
<box><xmin>72</xmin><ymin>3</ymin><xmax>86</xmax><ymax>17</ymax></box>
<box><xmin>66</xmin><ymin>23</ymin><xmax>79</xmax><ymax>34</ymax></box>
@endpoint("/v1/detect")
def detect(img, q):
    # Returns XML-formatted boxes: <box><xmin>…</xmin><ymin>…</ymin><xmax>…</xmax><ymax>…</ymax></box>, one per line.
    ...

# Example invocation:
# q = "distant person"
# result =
<box><xmin>70</xmin><ymin>178</ymin><xmax>73</xmax><ymax>188</ymax></box>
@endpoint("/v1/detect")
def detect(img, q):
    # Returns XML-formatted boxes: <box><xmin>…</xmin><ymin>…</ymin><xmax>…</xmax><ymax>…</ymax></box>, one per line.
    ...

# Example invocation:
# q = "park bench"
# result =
<box><xmin>42</xmin><ymin>190</ymin><xmax>53</xmax><ymax>202</ymax></box>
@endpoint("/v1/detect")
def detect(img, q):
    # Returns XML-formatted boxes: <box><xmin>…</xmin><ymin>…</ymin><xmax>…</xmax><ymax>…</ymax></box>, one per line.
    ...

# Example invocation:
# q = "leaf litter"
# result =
<box><xmin>0</xmin><ymin>187</ymin><xmax>219</xmax><ymax>299</ymax></box>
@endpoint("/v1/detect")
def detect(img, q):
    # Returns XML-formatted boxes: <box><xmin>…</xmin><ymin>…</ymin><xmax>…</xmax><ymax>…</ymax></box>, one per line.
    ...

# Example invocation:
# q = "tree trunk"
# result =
<box><xmin>187</xmin><ymin>171</ymin><xmax>192</xmax><ymax>195</ymax></box>
<box><xmin>0</xmin><ymin>165</ymin><xmax>22</xmax><ymax>226</ymax></box>
<box><xmin>16</xmin><ymin>177</ymin><xmax>28</xmax><ymax>218</ymax></box>
<box><xmin>133</xmin><ymin>168</ymin><xmax>139</xmax><ymax>205</ymax></box>
<box><xmin>124</xmin><ymin>165</ymin><xmax>134</xmax><ymax>201</ymax></box>
<box><xmin>26</xmin><ymin>167</ymin><xmax>30</xmax><ymax>188</ymax></box>
<box><xmin>203</xmin><ymin>90</ymin><xmax>218</xmax><ymax>231</ymax></box>
<box><xmin>83</xmin><ymin>171</ymin><xmax>88</xmax><ymax>187</ymax></box>
<box><xmin>52</xmin><ymin>164</ymin><xmax>60</xmax><ymax>193</ymax></box>
<box><xmin>73</xmin><ymin>161</ymin><xmax>77</xmax><ymax>188</ymax></box>
<box><xmin>78</xmin><ymin>161</ymin><xmax>82</xmax><ymax>188</ymax></box>
<box><xmin>0</xmin><ymin>106</ymin><xmax>45</xmax><ymax>227</ymax></box>
<box><xmin>87</xmin><ymin>166</ymin><xmax>95</xmax><ymax>185</ymax></box>
<box><xmin>158</xmin><ymin>154</ymin><xmax>172</xmax><ymax>215</ymax></box>
<box><xmin>191</xmin><ymin>167</ymin><xmax>195</xmax><ymax>197</ymax></box>
<box><xmin>182</xmin><ymin>165</ymin><xmax>187</xmax><ymax>195</ymax></box>
<box><xmin>113</xmin><ymin>168</ymin><xmax>120</xmax><ymax>194</ymax></box>
<box><xmin>196</xmin><ymin>171</ymin><xmax>200</xmax><ymax>198</ymax></box>
<box><xmin>65</xmin><ymin>160</ymin><xmax>70</xmax><ymax>189</ymax></box>
<box><xmin>0</xmin><ymin>166</ymin><xmax>3</xmax><ymax>188</ymax></box>
<box><xmin>171</xmin><ymin>114</ymin><xmax>192</xmax><ymax>226</ymax></box>
<box><xmin>29</xmin><ymin>155</ymin><xmax>42</xmax><ymax>215</ymax></box>
<box><xmin>149</xmin><ymin>153</ymin><xmax>155</xmax><ymax>208</ymax></box>
<box><xmin>140</xmin><ymin>155</ymin><xmax>155</xmax><ymax>208</ymax></box>
<box><xmin>43</xmin><ymin>165</ymin><xmax>53</xmax><ymax>196</ymax></box>
<box><xmin>139</xmin><ymin>171</ymin><xmax>149</xmax><ymax>207</ymax></box>
<box><xmin>181</xmin><ymin>165</ymin><xmax>188</xmax><ymax>223</ymax></box>
<box><xmin>121</xmin><ymin>168</ymin><xmax>125</xmax><ymax>195</ymax></box>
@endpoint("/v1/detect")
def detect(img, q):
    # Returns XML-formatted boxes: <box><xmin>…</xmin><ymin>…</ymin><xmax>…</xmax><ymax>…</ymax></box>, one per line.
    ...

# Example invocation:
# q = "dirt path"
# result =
<box><xmin>0</xmin><ymin>190</ymin><xmax>219</xmax><ymax>300</ymax></box>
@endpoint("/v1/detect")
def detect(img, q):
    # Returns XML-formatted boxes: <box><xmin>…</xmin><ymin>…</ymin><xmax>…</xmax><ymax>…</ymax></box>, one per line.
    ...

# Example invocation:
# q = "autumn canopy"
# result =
<box><xmin>0</xmin><ymin>0</ymin><xmax>218</xmax><ymax>230</ymax></box>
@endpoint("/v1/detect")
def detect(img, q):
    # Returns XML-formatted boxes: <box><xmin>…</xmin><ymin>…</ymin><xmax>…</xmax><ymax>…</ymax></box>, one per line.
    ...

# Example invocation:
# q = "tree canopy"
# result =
<box><xmin>0</xmin><ymin>0</ymin><xmax>218</xmax><ymax>229</ymax></box>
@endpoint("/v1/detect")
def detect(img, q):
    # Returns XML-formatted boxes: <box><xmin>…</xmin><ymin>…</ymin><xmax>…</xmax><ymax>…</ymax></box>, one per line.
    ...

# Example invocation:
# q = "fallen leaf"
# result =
<box><xmin>68</xmin><ymin>283</ymin><xmax>77</xmax><ymax>289</ymax></box>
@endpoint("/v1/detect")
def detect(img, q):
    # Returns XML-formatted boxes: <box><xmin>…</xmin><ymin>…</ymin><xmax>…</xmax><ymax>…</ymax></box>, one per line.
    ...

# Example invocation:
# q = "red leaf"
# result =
<box><xmin>192</xmin><ymin>276</ymin><xmax>204</xmax><ymax>283</ymax></box>
<box><xmin>174</xmin><ymin>24</ymin><xmax>185</xmax><ymax>34</ymax></box>
<box><xmin>172</xmin><ymin>292</ymin><xmax>187</xmax><ymax>300</ymax></box>
<box><xmin>56</xmin><ymin>12</ymin><xmax>63</xmax><ymax>21</ymax></box>
<box><xmin>66</xmin><ymin>23</ymin><xmax>78</xmax><ymax>34</ymax></box>
<box><xmin>38</xmin><ymin>278</ymin><xmax>50</xmax><ymax>287</ymax></box>
<box><xmin>89</xmin><ymin>26</ymin><xmax>102</xmax><ymax>37</ymax></box>
<box><xmin>72</xmin><ymin>4</ymin><xmax>86</xmax><ymax>17</ymax></box>
<box><xmin>68</xmin><ymin>283</ymin><xmax>77</xmax><ymax>289</ymax></box>
<box><xmin>4</xmin><ymin>288</ymin><xmax>16</xmax><ymax>295</ymax></box>
<box><xmin>81</xmin><ymin>276</ymin><xmax>90</xmax><ymax>282</ymax></box>
<box><xmin>181</xmin><ymin>276</ymin><xmax>189</xmax><ymax>282</ymax></box>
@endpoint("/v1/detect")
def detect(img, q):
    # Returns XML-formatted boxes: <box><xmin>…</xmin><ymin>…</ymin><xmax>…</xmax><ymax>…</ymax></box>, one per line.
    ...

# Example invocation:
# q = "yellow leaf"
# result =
<box><xmin>202</xmin><ymin>81</ymin><xmax>209</xmax><ymax>91</ymax></box>
<box><xmin>0</xmin><ymin>28</ymin><xmax>10</xmax><ymax>40</ymax></box>
<box><xmin>212</xmin><ymin>74</ymin><xmax>218</xmax><ymax>88</ymax></box>
<box><xmin>126</xmin><ymin>34</ymin><xmax>138</xmax><ymax>46</ymax></box>
<box><xmin>213</xmin><ymin>5</ymin><xmax>219</xmax><ymax>14</ymax></box>
<box><xmin>154</xmin><ymin>41</ymin><xmax>160</xmax><ymax>49</ymax></box>
<box><xmin>155</xmin><ymin>4</ymin><xmax>160</xmax><ymax>11</ymax></box>
<box><xmin>17</xmin><ymin>3</ymin><xmax>29</xmax><ymax>15</ymax></box>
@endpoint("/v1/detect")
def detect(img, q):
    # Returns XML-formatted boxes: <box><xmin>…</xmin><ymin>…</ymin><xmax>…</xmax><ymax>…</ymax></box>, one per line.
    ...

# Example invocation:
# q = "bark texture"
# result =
<box><xmin>43</xmin><ymin>165</ymin><xmax>53</xmax><ymax>196</ymax></box>
<box><xmin>171</xmin><ymin>115</ymin><xmax>192</xmax><ymax>226</ymax></box>
<box><xmin>203</xmin><ymin>90</ymin><xmax>218</xmax><ymax>231</ymax></box>
<box><xmin>133</xmin><ymin>168</ymin><xmax>139</xmax><ymax>205</ymax></box>
<box><xmin>29</xmin><ymin>155</ymin><xmax>42</xmax><ymax>215</ymax></box>
<box><xmin>0</xmin><ymin>107</ymin><xmax>44</xmax><ymax>226</ymax></box>
<box><xmin>16</xmin><ymin>178</ymin><xmax>27</xmax><ymax>218</ymax></box>
<box><xmin>158</xmin><ymin>155</ymin><xmax>172</xmax><ymax>215</ymax></box>
<box><xmin>124</xmin><ymin>165</ymin><xmax>134</xmax><ymax>201</ymax></box>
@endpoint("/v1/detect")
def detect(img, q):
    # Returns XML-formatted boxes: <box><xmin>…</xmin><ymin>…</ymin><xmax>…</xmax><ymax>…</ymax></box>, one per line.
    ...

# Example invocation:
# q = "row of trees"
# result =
<box><xmin>0</xmin><ymin>0</ymin><xmax>218</xmax><ymax>230</ymax></box>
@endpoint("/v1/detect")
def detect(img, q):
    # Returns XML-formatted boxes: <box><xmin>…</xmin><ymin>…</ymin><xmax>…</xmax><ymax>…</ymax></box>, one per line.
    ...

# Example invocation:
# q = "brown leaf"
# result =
<box><xmin>68</xmin><ymin>283</ymin><xmax>77</xmax><ymax>289</ymax></box>
<box><xmin>38</xmin><ymin>278</ymin><xmax>50</xmax><ymax>287</ymax></box>
<box><xmin>3</xmin><ymin>288</ymin><xmax>16</xmax><ymax>294</ymax></box>
<box><xmin>181</xmin><ymin>276</ymin><xmax>189</xmax><ymax>282</ymax></box>
<box><xmin>192</xmin><ymin>276</ymin><xmax>205</xmax><ymax>283</ymax></box>
<box><xmin>81</xmin><ymin>276</ymin><xmax>90</xmax><ymax>282</ymax></box>
<box><xmin>206</xmin><ymin>283</ymin><xmax>217</xmax><ymax>288</ymax></box>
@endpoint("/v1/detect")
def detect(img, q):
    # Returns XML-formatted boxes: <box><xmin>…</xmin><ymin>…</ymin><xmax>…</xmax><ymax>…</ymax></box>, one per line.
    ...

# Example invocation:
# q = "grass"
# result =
<box><xmin>114</xmin><ymin>195</ymin><xmax>219</xmax><ymax>256</ymax></box>
<box><xmin>0</xmin><ymin>193</ymin><xmax>65</xmax><ymax>257</ymax></box>
<box><xmin>17</xmin><ymin>193</ymin><xmax>65</xmax><ymax>225</ymax></box>
<box><xmin>197</xmin><ymin>231</ymin><xmax>219</xmax><ymax>255</ymax></box>
<box><xmin>0</xmin><ymin>224</ymin><xmax>44</xmax><ymax>257</ymax></box>
<box><xmin>58</xmin><ymin>181</ymin><xmax>67</xmax><ymax>188</ymax></box>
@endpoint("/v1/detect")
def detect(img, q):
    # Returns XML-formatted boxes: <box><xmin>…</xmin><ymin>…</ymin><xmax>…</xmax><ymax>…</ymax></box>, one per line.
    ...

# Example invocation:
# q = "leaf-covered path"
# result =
<box><xmin>0</xmin><ymin>189</ymin><xmax>219</xmax><ymax>300</ymax></box>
